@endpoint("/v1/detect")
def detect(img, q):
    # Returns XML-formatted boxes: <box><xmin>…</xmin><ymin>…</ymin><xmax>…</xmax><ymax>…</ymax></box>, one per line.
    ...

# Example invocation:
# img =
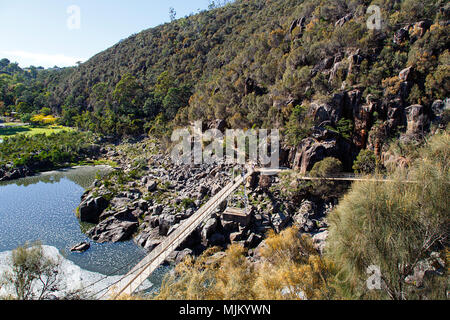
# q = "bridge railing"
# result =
<box><xmin>299</xmin><ymin>173</ymin><xmax>366</xmax><ymax>179</ymax></box>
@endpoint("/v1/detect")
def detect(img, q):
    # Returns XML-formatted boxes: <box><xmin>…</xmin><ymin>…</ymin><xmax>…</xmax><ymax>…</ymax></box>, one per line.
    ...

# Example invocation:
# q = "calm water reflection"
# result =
<box><xmin>0</xmin><ymin>166</ymin><xmax>149</xmax><ymax>276</ymax></box>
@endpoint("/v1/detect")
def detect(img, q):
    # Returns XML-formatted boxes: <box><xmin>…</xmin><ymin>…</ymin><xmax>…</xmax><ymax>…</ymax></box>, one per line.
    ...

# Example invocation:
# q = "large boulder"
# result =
<box><xmin>165</xmin><ymin>248</ymin><xmax>193</xmax><ymax>265</ymax></box>
<box><xmin>271</xmin><ymin>212</ymin><xmax>291</xmax><ymax>233</ymax></box>
<box><xmin>78</xmin><ymin>196</ymin><xmax>109</xmax><ymax>224</ymax></box>
<box><xmin>431</xmin><ymin>100</ymin><xmax>446</xmax><ymax>118</ymax></box>
<box><xmin>197</xmin><ymin>185</ymin><xmax>210</xmax><ymax>198</ymax></box>
<box><xmin>245</xmin><ymin>233</ymin><xmax>263</xmax><ymax>249</ymax></box>
<box><xmin>70</xmin><ymin>242</ymin><xmax>90</xmax><ymax>253</ymax></box>
<box><xmin>88</xmin><ymin>216</ymin><xmax>138</xmax><ymax>243</ymax></box>
<box><xmin>293</xmin><ymin>138</ymin><xmax>338</xmax><ymax>174</ymax></box>
<box><xmin>150</xmin><ymin>204</ymin><xmax>164</xmax><ymax>216</ymax></box>
<box><xmin>144</xmin><ymin>239</ymin><xmax>162</xmax><ymax>251</ymax></box>
<box><xmin>229</xmin><ymin>230</ymin><xmax>247</xmax><ymax>243</ymax></box>
<box><xmin>146</xmin><ymin>180</ymin><xmax>158</xmax><ymax>192</ymax></box>
<box><xmin>158</xmin><ymin>214</ymin><xmax>177</xmax><ymax>236</ymax></box>
<box><xmin>312</xmin><ymin>231</ymin><xmax>329</xmax><ymax>253</ymax></box>
<box><xmin>406</xmin><ymin>104</ymin><xmax>428</xmax><ymax>135</ymax></box>
<box><xmin>201</xmin><ymin>217</ymin><xmax>219</xmax><ymax>244</ymax></box>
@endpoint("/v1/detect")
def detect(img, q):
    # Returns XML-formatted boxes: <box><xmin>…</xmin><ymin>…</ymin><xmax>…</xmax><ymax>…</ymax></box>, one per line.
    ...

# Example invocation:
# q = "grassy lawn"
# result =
<box><xmin>0</xmin><ymin>124</ymin><xmax>74</xmax><ymax>139</ymax></box>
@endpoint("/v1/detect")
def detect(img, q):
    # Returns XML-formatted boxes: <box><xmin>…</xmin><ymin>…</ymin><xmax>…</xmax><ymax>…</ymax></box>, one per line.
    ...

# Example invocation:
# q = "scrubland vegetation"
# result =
<box><xmin>155</xmin><ymin>228</ymin><xmax>335</xmax><ymax>300</ymax></box>
<box><xmin>149</xmin><ymin>130</ymin><xmax>449</xmax><ymax>301</ymax></box>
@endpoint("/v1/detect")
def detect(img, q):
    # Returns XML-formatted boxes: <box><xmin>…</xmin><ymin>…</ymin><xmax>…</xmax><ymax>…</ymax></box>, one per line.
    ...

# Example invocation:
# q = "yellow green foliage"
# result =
<box><xmin>253</xmin><ymin>228</ymin><xmax>335</xmax><ymax>300</ymax></box>
<box><xmin>30</xmin><ymin>114</ymin><xmax>57</xmax><ymax>125</ymax></box>
<box><xmin>154</xmin><ymin>227</ymin><xmax>335</xmax><ymax>300</ymax></box>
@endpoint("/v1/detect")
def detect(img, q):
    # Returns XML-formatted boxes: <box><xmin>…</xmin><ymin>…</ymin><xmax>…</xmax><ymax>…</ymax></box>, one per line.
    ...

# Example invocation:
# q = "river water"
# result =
<box><xmin>0</xmin><ymin>166</ymin><xmax>168</xmax><ymax>296</ymax></box>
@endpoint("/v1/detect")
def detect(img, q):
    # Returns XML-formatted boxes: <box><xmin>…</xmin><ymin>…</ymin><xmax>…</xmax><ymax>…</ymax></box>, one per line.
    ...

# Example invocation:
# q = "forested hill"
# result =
<box><xmin>1</xmin><ymin>0</ymin><xmax>449</xmax><ymax>143</ymax></box>
<box><xmin>43</xmin><ymin>0</ymin><xmax>304</xmax><ymax>132</ymax></box>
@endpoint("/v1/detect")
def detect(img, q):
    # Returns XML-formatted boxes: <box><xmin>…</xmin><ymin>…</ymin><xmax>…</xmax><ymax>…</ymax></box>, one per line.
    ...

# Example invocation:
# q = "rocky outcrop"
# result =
<box><xmin>289</xmin><ymin>16</ymin><xmax>306</xmax><ymax>39</ymax></box>
<box><xmin>70</xmin><ymin>242</ymin><xmax>90</xmax><ymax>253</ymax></box>
<box><xmin>78</xmin><ymin>195</ymin><xmax>109</xmax><ymax>224</ymax></box>
<box><xmin>311</xmin><ymin>57</ymin><xmax>334</xmax><ymax>77</ymax></box>
<box><xmin>399</xmin><ymin>66</ymin><xmax>413</xmax><ymax>81</ymax></box>
<box><xmin>78</xmin><ymin>137</ymin><xmax>350</xmax><ymax>267</ymax></box>
<box><xmin>0</xmin><ymin>165</ymin><xmax>32</xmax><ymax>182</ymax></box>
<box><xmin>406</xmin><ymin>104</ymin><xmax>429</xmax><ymax>135</ymax></box>
<box><xmin>394</xmin><ymin>26</ymin><xmax>410</xmax><ymax>44</ymax></box>
<box><xmin>347</xmin><ymin>50</ymin><xmax>363</xmax><ymax>75</ymax></box>
<box><xmin>308</xmin><ymin>100</ymin><xmax>342</xmax><ymax>127</ymax></box>
<box><xmin>305</xmin><ymin>89</ymin><xmax>372</xmax><ymax>150</ymax></box>
<box><xmin>87</xmin><ymin>210</ymin><xmax>138</xmax><ymax>243</ymax></box>
<box><xmin>394</xmin><ymin>20</ymin><xmax>432</xmax><ymax>44</ymax></box>
<box><xmin>292</xmin><ymin>130</ymin><xmax>356</xmax><ymax>173</ymax></box>
<box><xmin>335</xmin><ymin>13</ymin><xmax>353</xmax><ymax>27</ymax></box>
<box><xmin>431</xmin><ymin>100</ymin><xmax>449</xmax><ymax>128</ymax></box>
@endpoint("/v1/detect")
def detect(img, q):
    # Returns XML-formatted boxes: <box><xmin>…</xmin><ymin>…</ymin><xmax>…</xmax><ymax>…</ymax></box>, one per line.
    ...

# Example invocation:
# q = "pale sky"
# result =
<box><xmin>0</xmin><ymin>0</ymin><xmax>212</xmax><ymax>68</ymax></box>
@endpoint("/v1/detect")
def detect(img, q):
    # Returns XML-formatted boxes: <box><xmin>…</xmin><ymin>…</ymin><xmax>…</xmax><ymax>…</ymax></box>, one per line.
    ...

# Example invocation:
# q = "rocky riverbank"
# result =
<box><xmin>0</xmin><ymin>165</ymin><xmax>32</xmax><ymax>182</ymax></box>
<box><xmin>77</xmin><ymin>138</ymin><xmax>344</xmax><ymax>265</ymax></box>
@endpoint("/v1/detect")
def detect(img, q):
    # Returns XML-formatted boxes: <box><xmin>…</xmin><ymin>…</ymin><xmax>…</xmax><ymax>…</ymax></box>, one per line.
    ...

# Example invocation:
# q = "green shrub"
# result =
<box><xmin>310</xmin><ymin>157</ymin><xmax>343</xmax><ymax>178</ymax></box>
<box><xmin>353</xmin><ymin>149</ymin><xmax>377</xmax><ymax>174</ymax></box>
<box><xmin>0</xmin><ymin>131</ymin><xmax>95</xmax><ymax>171</ymax></box>
<box><xmin>326</xmin><ymin>131</ymin><xmax>449</xmax><ymax>300</ymax></box>
<box><xmin>285</xmin><ymin>105</ymin><xmax>313</xmax><ymax>146</ymax></box>
<box><xmin>309</xmin><ymin>157</ymin><xmax>346</xmax><ymax>200</ymax></box>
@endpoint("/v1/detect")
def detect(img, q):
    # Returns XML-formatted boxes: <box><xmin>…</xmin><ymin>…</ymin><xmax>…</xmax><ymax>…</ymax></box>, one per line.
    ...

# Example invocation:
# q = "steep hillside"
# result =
<box><xmin>1</xmin><ymin>0</ymin><xmax>449</xmax><ymax>169</ymax></box>
<box><xmin>45</xmin><ymin>0</ymin><xmax>307</xmax><ymax>126</ymax></box>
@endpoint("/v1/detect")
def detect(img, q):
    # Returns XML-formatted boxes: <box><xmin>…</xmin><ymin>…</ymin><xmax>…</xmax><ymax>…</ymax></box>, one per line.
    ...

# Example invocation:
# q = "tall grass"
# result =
<box><xmin>326</xmin><ymin>131</ymin><xmax>449</xmax><ymax>300</ymax></box>
<box><xmin>153</xmin><ymin>228</ymin><xmax>335</xmax><ymax>300</ymax></box>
